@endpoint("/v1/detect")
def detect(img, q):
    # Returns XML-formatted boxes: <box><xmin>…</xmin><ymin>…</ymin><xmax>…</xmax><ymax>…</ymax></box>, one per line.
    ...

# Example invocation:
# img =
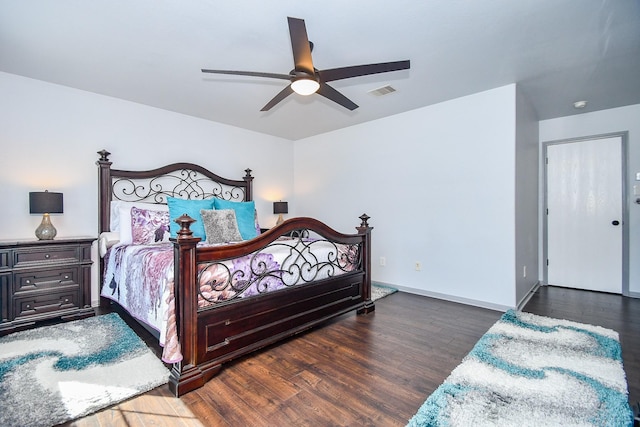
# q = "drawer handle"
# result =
<box><xmin>64</xmin><ymin>275</ymin><xmax>69</xmax><ymax>280</ymax></box>
<box><xmin>25</xmin><ymin>279</ymin><xmax>31</xmax><ymax>284</ymax></box>
<box><xmin>25</xmin><ymin>304</ymin><xmax>31</xmax><ymax>309</ymax></box>
<box><xmin>64</xmin><ymin>298</ymin><xmax>69</xmax><ymax>303</ymax></box>
<box><xmin>44</xmin><ymin>254</ymin><xmax>50</xmax><ymax>259</ymax></box>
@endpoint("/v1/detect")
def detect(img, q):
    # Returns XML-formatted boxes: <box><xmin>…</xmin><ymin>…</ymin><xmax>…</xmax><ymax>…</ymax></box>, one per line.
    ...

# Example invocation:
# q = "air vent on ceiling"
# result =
<box><xmin>368</xmin><ymin>85</ymin><xmax>396</xmax><ymax>96</ymax></box>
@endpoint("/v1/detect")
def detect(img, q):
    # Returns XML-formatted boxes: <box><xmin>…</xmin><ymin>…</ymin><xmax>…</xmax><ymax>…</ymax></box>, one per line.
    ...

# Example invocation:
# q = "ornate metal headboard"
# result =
<box><xmin>96</xmin><ymin>149</ymin><xmax>253</xmax><ymax>234</ymax></box>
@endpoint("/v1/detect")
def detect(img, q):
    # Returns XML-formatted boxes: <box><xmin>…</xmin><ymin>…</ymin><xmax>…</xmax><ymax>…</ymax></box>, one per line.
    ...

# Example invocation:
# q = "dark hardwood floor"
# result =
<box><xmin>66</xmin><ymin>286</ymin><xmax>639</xmax><ymax>426</ymax></box>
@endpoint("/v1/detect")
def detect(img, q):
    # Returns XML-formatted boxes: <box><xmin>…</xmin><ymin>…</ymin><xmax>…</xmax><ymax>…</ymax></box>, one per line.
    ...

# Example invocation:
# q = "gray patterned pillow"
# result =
<box><xmin>200</xmin><ymin>209</ymin><xmax>243</xmax><ymax>243</ymax></box>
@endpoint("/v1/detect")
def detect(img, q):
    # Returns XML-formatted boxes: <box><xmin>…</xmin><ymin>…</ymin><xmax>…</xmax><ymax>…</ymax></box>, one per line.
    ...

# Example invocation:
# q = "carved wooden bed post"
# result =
<box><xmin>169</xmin><ymin>214</ymin><xmax>204</xmax><ymax>396</ymax></box>
<box><xmin>243</xmin><ymin>168</ymin><xmax>253</xmax><ymax>201</ymax></box>
<box><xmin>96</xmin><ymin>150</ymin><xmax>113</xmax><ymax>309</ymax></box>
<box><xmin>356</xmin><ymin>213</ymin><xmax>375</xmax><ymax>314</ymax></box>
<box><xmin>96</xmin><ymin>150</ymin><xmax>112</xmax><ymax>233</ymax></box>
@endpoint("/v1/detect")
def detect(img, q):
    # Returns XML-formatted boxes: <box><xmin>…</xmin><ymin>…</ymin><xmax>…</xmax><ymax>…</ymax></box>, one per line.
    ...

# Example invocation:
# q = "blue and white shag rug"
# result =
<box><xmin>0</xmin><ymin>313</ymin><xmax>170</xmax><ymax>427</ymax></box>
<box><xmin>371</xmin><ymin>283</ymin><xmax>398</xmax><ymax>301</ymax></box>
<box><xmin>407</xmin><ymin>310</ymin><xmax>634</xmax><ymax>427</ymax></box>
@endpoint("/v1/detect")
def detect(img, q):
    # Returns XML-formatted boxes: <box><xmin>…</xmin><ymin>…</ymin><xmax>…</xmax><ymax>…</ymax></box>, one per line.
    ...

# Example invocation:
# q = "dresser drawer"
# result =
<box><xmin>0</xmin><ymin>273</ymin><xmax>8</xmax><ymax>322</ymax></box>
<box><xmin>13</xmin><ymin>268</ymin><xmax>78</xmax><ymax>294</ymax></box>
<box><xmin>12</xmin><ymin>289</ymin><xmax>80</xmax><ymax>320</ymax></box>
<box><xmin>0</xmin><ymin>250</ymin><xmax>9</xmax><ymax>270</ymax></box>
<box><xmin>13</xmin><ymin>246</ymin><xmax>80</xmax><ymax>267</ymax></box>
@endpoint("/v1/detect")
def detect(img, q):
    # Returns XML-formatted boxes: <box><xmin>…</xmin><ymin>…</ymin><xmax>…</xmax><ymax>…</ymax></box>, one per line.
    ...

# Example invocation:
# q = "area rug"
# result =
<box><xmin>407</xmin><ymin>310</ymin><xmax>634</xmax><ymax>427</ymax></box>
<box><xmin>0</xmin><ymin>313</ymin><xmax>170</xmax><ymax>427</ymax></box>
<box><xmin>371</xmin><ymin>282</ymin><xmax>398</xmax><ymax>301</ymax></box>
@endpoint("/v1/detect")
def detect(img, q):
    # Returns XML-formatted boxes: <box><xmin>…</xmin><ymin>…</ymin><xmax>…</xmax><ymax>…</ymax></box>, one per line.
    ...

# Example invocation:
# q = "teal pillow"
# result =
<box><xmin>167</xmin><ymin>197</ymin><xmax>215</xmax><ymax>239</ymax></box>
<box><xmin>212</xmin><ymin>199</ymin><xmax>257</xmax><ymax>240</ymax></box>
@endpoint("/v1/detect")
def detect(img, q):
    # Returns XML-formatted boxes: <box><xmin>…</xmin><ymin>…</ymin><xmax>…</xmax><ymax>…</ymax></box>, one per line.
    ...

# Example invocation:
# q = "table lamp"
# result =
<box><xmin>29</xmin><ymin>190</ymin><xmax>63</xmax><ymax>240</ymax></box>
<box><xmin>273</xmin><ymin>201</ymin><xmax>288</xmax><ymax>226</ymax></box>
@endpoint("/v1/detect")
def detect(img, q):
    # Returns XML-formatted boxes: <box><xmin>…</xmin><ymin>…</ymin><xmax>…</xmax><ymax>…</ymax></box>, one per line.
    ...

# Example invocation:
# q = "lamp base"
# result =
<box><xmin>276</xmin><ymin>214</ymin><xmax>284</xmax><ymax>226</ymax></box>
<box><xmin>35</xmin><ymin>213</ymin><xmax>57</xmax><ymax>240</ymax></box>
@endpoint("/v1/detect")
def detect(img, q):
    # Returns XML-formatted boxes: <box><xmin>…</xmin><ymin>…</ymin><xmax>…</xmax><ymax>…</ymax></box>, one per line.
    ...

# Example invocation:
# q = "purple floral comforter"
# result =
<box><xmin>102</xmin><ymin>238</ymin><xmax>359</xmax><ymax>363</ymax></box>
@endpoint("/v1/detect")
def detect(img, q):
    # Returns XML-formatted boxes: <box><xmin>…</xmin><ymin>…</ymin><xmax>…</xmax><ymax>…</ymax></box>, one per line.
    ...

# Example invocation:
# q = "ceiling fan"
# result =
<box><xmin>201</xmin><ymin>17</ymin><xmax>410</xmax><ymax>111</ymax></box>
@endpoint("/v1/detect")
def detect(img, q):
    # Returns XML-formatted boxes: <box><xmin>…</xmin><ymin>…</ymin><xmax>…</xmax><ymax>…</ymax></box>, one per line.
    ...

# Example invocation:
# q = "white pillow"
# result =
<box><xmin>119</xmin><ymin>206</ymin><xmax>134</xmax><ymax>244</ymax></box>
<box><xmin>98</xmin><ymin>232</ymin><xmax>120</xmax><ymax>257</ymax></box>
<box><xmin>109</xmin><ymin>201</ymin><xmax>168</xmax><ymax>232</ymax></box>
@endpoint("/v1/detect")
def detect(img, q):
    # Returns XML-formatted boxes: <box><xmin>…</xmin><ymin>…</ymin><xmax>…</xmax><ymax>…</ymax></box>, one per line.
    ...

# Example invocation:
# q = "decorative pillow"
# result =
<box><xmin>110</xmin><ymin>201</ymin><xmax>168</xmax><ymax>232</ymax></box>
<box><xmin>254</xmin><ymin>209</ymin><xmax>261</xmax><ymax>236</ymax></box>
<box><xmin>167</xmin><ymin>197</ymin><xmax>215</xmax><ymax>239</ymax></box>
<box><xmin>131</xmin><ymin>207</ymin><xmax>170</xmax><ymax>245</ymax></box>
<box><xmin>213</xmin><ymin>199</ymin><xmax>257</xmax><ymax>240</ymax></box>
<box><xmin>200</xmin><ymin>209</ymin><xmax>243</xmax><ymax>244</ymax></box>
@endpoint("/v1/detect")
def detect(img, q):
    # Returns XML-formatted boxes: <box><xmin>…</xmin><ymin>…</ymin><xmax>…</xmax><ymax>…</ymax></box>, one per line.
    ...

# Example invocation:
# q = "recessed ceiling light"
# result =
<box><xmin>573</xmin><ymin>100</ymin><xmax>588</xmax><ymax>109</ymax></box>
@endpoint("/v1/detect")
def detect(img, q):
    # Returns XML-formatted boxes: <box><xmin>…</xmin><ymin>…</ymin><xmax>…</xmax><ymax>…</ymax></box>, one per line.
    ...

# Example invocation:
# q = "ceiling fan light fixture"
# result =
<box><xmin>291</xmin><ymin>77</ymin><xmax>320</xmax><ymax>96</ymax></box>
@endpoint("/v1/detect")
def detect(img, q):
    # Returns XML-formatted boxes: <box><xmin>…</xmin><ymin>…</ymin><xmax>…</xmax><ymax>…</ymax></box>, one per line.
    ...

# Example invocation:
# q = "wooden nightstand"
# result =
<box><xmin>0</xmin><ymin>236</ymin><xmax>95</xmax><ymax>335</ymax></box>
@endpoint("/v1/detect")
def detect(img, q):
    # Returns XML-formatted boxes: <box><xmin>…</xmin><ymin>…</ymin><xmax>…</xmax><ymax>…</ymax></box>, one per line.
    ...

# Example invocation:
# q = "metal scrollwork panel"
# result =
<box><xmin>196</xmin><ymin>233</ymin><xmax>362</xmax><ymax>307</ymax></box>
<box><xmin>112</xmin><ymin>169</ymin><xmax>246</xmax><ymax>203</ymax></box>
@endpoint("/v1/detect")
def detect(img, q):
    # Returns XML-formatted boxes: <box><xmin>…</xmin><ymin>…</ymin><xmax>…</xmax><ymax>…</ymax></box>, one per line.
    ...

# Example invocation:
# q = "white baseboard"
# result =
<box><xmin>375</xmin><ymin>281</ymin><xmax>512</xmax><ymax>312</ymax></box>
<box><xmin>517</xmin><ymin>281</ymin><xmax>542</xmax><ymax>311</ymax></box>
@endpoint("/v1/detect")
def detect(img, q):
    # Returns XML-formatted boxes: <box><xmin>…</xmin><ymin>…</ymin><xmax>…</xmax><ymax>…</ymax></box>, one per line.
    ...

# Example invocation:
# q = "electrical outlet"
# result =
<box><xmin>415</xmin><ymin>262</ymin><xmax>422</xmax><ymax>271</ymax></box>
<box><xmin>380</xmin><ymin>257</ymin><xmax>386</xmax><ymax>267</ymax></box>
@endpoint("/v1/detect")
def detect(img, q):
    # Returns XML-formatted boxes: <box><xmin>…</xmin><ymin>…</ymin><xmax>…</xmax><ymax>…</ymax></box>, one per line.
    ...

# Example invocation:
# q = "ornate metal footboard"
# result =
<box><xmin>196</xmin><ymin>234</ymin><xmax>362</xmax><ymax>305</ymax></box>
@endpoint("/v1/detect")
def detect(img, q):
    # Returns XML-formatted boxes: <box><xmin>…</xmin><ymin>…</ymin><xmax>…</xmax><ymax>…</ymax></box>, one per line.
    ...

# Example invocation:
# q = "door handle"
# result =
<box><xmin>611</xmin><ymin>220</ymin><xmax>620</xmax><ymax>226</ymax></box>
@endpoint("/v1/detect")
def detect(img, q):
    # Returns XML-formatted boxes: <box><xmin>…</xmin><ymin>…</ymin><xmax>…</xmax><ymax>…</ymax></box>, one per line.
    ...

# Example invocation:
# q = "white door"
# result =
<box><xmin>546</xmin><ymin>136</ymin><xmax>623</xmax><ymax>293</ymax></box>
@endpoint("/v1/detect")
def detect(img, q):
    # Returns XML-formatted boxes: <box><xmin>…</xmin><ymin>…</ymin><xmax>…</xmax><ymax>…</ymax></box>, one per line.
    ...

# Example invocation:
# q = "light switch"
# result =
<box><xmin>636</xmin><ymin>172</ymin><xmax>640</xmax><ymax>181</ymax></box>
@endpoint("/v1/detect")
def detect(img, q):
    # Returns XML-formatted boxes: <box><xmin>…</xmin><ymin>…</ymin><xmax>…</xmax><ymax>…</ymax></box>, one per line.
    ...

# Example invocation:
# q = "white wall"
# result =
<box><xmin>514</xmin><ymin>86</ymin><xmax>540</xmax><ymax>306</ymax></box>
<box><xmin>539</xmin><ymin>104</ymin><xmax>640</xmax><ymax>295</ymax></box>
<box><xmin>294</xmin><ymin>85</ymin><xmax>519</xmax><ymax>309</ymax></box>
<box><xmin>0</xmin><ymin>72</ymin><xmax>294</xmax><ymax>240</ymax></box>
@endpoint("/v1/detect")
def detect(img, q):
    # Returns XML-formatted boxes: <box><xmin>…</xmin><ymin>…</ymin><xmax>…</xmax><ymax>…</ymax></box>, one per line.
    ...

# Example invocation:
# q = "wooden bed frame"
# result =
<box><xmin>96</xmin><ymin>150</ymin><xmax>374</xmax><ymax>396</ymax></box>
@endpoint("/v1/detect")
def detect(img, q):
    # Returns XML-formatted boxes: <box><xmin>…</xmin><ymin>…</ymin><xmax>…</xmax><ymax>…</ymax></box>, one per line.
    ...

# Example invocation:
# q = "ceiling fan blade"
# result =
<box><xmin>318</xmin><ymin>60</ymin><xmax>410</xmax><ymax>82</ymax></box>
<box><xmin>260</xmin><ymin>85</ymin><xmax>294</xmax><ymax>111</ymax></box>
<box><xmin>317</xmin><ymin>83</ymin><xmax>358</xmax><ymax>111</ymax></box>
<box><xmin>287</xmin><ymin>17</ymin><xmax>315</xmax><ymax>75</ymax></box>
<box><xmin>202</xmin><ymin>69</ymin><xmax>291</xmax><ymax>80</ymax></box>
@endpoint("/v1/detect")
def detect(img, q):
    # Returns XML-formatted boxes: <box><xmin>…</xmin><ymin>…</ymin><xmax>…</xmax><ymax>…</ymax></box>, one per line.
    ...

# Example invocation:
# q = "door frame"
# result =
<box><xmin>542</xmin><ymin>131</ymin><xmax>629</xmax><ymax>295</ymax></box>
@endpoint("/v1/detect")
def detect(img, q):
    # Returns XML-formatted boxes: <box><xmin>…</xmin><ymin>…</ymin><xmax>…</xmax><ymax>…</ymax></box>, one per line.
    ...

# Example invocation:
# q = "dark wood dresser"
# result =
<box><xmin>0</xmin><ymin>237</ymin><xmax>95</xmax><ymax>335</ymax></box>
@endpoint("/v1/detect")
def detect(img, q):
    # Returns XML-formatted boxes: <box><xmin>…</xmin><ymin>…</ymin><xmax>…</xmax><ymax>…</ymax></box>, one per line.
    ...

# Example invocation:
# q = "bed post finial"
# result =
<box><xmin>358</xmin><ymin>214</ymin><xmax>371</xmax><ymax>230</ymax></box>
<box><xmin>174</xmin><ymin>214</ymin><xmax>200</xmax><ymax>240</ymax></box>
<box><xmin>97</xmin><ymin>149</ymin><xmax>111</xmax><ymax>162</ymax></box>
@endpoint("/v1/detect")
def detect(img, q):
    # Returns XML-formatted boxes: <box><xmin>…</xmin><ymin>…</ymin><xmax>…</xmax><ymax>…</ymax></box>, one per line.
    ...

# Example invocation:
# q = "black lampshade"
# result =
<box><xmin>273</xmin><ymin>201</ymin><xmax>288</xmax><ymax>214</ymax></box>
<box><xmin>29</xmin><ymin>191</ymin><xmax>64</xmax><ymax>214</ymax></box>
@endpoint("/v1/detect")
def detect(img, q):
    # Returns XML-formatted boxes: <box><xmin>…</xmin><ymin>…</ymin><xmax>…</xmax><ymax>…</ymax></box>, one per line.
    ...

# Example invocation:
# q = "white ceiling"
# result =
<box><xmin>1</xmin><ymin>0</ymin><xmax>639</xmax><ymax>141</ymax></box>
